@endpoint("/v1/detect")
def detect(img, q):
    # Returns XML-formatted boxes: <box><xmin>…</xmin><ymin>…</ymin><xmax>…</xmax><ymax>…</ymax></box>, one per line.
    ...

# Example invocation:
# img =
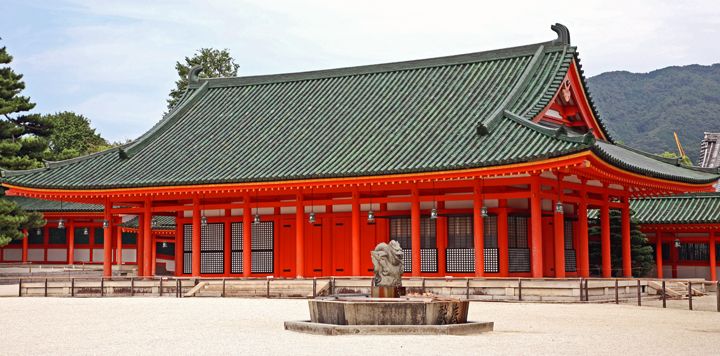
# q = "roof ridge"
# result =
<box><xmin>192</xmin><ymin>41</ymin><xmax>569</xmax><ymax>89</ymax></box>
<box><xmin>606</xmin><ymin>141</ymin><xmax>720</xmax><ymax>174</ymax></box>
<box><xmin>501</xmin><ymin>110</ymin><xmax>595</xmax><ymax>145</ymax></box>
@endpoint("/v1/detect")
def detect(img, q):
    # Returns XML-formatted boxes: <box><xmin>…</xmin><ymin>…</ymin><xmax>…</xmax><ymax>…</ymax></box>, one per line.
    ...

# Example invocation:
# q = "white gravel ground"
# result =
<box><xmin>1</xmin><ymin>297</ymin><xmax>719</xmax><ymax>355</ymax></box>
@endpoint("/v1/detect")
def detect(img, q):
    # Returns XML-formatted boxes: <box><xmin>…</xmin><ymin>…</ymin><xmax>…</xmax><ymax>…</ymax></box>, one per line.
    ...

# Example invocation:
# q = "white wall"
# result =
<box><xmin>3</xmin><ymin>249</ymin><xmax>21</xmax><ymax>261</ymax></box>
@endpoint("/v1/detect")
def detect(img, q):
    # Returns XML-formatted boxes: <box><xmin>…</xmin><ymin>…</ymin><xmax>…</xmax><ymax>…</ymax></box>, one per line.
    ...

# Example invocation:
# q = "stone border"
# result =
<box><xmin>284</xmin><ymin>320</ymin><xmax>494</xmax><ymax>336</ymax></box>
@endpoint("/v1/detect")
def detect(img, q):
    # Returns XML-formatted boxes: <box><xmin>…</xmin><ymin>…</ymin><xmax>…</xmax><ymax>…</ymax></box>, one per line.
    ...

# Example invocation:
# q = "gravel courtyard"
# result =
<box><xmin>2</xmin><ymin>297</ymin><xmax>718</xmax><ymax>355</ymax></box>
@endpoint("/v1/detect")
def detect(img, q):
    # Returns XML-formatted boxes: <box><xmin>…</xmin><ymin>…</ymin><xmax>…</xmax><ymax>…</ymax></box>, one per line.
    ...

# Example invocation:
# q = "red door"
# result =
<box><xmin>332</xmin><ymin>217</ymin><xmax>351</xmax><ymax>275</ymax></box>
<box><xmin>361</xmin><ymin>219</ymin><xmax>388</xmax><ymax>275</ymax></box>
<box><xmin>542</xmin><ymin>216</ymin><xmax>555</xmax><ymax>277</ymax></box>
<box><xmin>278</xmin><ymin>218</ymin><xmax>296</xmax><ymax>277</ymax></box>
<box><xmin>304</xmin><ymin>218</ymin><xmax>324</xmax><ymax>277</ymax></box>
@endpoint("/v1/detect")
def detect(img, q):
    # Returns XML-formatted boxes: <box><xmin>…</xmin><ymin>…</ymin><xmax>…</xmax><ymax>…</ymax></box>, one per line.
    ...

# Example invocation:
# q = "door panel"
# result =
<box><xmin>333</xmin><ymin>217</ymin><xmax>351</xmax><ymax>275</ymax></box>
<box><xmin>279</xmin><ymin>219</ymin><xmax>296</xmax><ymax>278</ymax></box>
<box><xmin>542</xmin><ymin>216</ymin><xmax>555</xmax><ymax>277</ymax></box>
<box><xmin>304</xmin><ymin>219</ymin><xmax>324</xmax><ymax>277</ymax></box>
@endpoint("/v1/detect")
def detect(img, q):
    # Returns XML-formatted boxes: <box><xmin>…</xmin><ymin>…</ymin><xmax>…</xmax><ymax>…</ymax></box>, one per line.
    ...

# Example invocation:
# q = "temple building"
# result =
<box><xmin>2</xmin><ymin>24</ymin><xmax>719</xmax><ymax>280</ymax></box>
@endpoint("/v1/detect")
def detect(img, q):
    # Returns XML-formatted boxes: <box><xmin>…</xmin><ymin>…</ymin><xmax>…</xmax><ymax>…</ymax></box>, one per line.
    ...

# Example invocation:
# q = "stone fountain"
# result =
<box><xmin>284</xmin><ymin>240</ymin><xmax>494</xmax><ymax>335</ymax></box>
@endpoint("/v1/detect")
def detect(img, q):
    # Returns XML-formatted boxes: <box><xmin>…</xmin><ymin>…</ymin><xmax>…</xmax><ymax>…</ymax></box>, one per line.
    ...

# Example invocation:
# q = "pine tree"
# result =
<box><xmin>166</xmin><ymin>48</ymin><xmax>240</xmax><ymax>109</ymax></box>
<box><xmin>0</xmin><ymin>40</ymin><xmax>47</xmax><ymax>247</ymax></box>
<box><xmin>589</xmin><ymin>209</ymin><xmax>654</xmax><ymax>277</ymax></box>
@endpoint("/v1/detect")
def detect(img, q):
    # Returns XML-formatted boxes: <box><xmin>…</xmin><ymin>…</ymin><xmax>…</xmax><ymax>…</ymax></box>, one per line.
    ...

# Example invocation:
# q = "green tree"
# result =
<box><xmin>44</xmin><ymin>111</ymin><xmax>109</xmax><ymax>160</ymax></box>
<box><xmin>167</xmin><ymin>48</ymin><xmax>240</xmax><ymax>109</ymax></box>
<box><xmin>658</xmin><ymin>151</ymin><xmax>693</xmax><ymax>166</ymax></box>
<box><xmin>589</xmin><ymin>210</ymin><xmax>654</xmax><ymax>277</ymax></box>
<box><xmin>0</xmin><ymin>40</ymin><xmax>47</xmax><ymax>246</ymax></box>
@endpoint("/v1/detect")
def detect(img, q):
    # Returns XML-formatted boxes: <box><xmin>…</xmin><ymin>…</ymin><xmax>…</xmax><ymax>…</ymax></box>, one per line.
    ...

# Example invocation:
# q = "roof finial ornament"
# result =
<box><xmin>551</xmin><ymin>23</ymin><xmax>570</xmax><ymax>45</ymax></box>
<box><xmin>188</xmin><ymin>65</ymin><xmax>203</xmax><ymax>84</ymax></box>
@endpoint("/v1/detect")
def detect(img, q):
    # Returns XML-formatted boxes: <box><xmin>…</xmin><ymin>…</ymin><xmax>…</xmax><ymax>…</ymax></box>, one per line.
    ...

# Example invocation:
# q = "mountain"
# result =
<box><xmin>586</xmin><ymin>63</ymin><xmax>720</xmax><ymax>163</ymax></box>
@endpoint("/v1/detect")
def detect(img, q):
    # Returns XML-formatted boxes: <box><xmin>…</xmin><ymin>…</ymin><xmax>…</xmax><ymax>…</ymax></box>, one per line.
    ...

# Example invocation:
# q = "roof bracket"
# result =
<box><xmin>551</xmin><ymin>23</ymin><xmax>571</xmax><ymax>45</ymax></box>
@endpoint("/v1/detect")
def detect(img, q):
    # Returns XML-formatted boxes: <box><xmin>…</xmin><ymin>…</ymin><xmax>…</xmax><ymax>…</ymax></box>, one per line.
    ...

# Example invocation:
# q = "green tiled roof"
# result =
<box><xmin>4</xmin><ymin>196</ymin><xmax>102</xmax><ymax>212</ymax></box>
<box><xmin>1</xmin><ymin>25</ymin><xmax>717</xmax><ymax>189</ymax></box>
<box><xmin>121</xmin><ymin>215</ymin><xmax>176</xmax><ymax>230</ymax></box>
<box><xmin>630</xmin><ymin>193</ymin><xmax>720</xmax><ymax>224</ymax></box>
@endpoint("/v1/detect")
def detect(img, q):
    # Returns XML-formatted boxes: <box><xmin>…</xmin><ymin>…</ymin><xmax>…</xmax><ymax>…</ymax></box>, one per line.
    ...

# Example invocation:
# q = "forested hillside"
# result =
<box><xmin>587</xmin><ymin>63</ymin><xmax>720</xmax><ymax>163</ymax></box>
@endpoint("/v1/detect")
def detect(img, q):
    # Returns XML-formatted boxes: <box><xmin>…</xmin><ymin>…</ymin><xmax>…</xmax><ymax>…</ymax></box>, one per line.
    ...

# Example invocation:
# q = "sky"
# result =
<box><xmin>1</xmin><ymin>0</ymin><xmax>719</xmax><ymax>142</ymax></box>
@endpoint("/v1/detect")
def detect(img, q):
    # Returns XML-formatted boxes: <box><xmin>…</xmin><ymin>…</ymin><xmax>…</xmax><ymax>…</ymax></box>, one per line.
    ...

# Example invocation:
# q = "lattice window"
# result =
<box><xmin>420</xmin><ymin>218</ymin><xmax>436</xmax><ymax>249</ymax></box>
<box><xmin>183</xmin><ymin>224</ymin><xmax>192</xmax><ymax>274</ymax></box>
<box><xmin>564</xmin><ymin>219</ymin><xmax>576</xmax><ymax>272</ymax></box>
<box><xmin>201</xmin><ymin>223</ymin><xmax>224</xmax><ymax>274</ymax></box>
<box><xmin>679</xmin><ymin>243</ymin><xmax>709</xmax><ymax>261</ymax></box>
<box><xmin>122</xmin><ymin>232</ymin><xmax>137</xmax><ymax>245</ymax></box>
<box><xmin>448</xmin><ymin>216</ymin><xmax>473</xmax><ymax>249</ymax></box>
<box><xmin>446</xmin><ymin>248</ymin><xmax>474</xmax><ymax>273</ymax></box>
<box><xmin>508</xmin><ymin>216</ymin><xmax>528</xmax><ymax>249</ymax></box>
<box><xmin>231</xmin><ymin>222</ymin><xmax>243</xmax><ymax>274</ymax></box>
<box><xmin>485</xmin><ymin>248</ymin><xmax>499</xmax><ymax>273</ymax></box>
<box><xmin>484</xmin><ymin>215</ymin><xmax>498</xmax><ymax>249</ymax></box>
<box><xmin>93</xmin><ymin>227</ymin><xmax>104</xmax><ymax>244</ymax></box>
<box><xmin>48</xmin><ymin>228</ymin><xmax>67</xmax><ymax>244</ymax></box>
<box><xmin>28</xmin><ymin>228</ymin><xmax>44</xmax><ymax>245</ymax></box>
<box><xmin>402</xmin><ymin>249</ymin><xmax>412</xmax><ymax>273</ymax></box>
<box><xmin>509</xmin><ymin>248</ymin><xmax>530</xmax><ymax>272</ymax></box>
<box><xmin>420</xmin><ymin>248</ymin><xmax>437</xmax><ymax>273</ymax></box>
<box><xmin>389</xmin><ymin>218</ymin><xmax>411</xmax><ymax>250</ymax></box>
<box><xmin>251</xmin><ymin>221</ymin><xmax>274</xmax><ymax>273</ymax></box>
<box><xmin>565</xmin><ymin>250</ymin><xmax>577</xmax><ymax>272</ymax></box>
<box><xmin>564</xmin><ymin>220</ymin><xmax>574</xmax><ymax>249</ymax></box>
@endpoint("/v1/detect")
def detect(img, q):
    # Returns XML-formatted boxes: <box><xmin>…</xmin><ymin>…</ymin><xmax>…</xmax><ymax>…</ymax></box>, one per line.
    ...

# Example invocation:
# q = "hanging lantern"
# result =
<box><xmin>555</xmin><ymin>201</ymin><xmax>564</xmax><ymax>214</ymax></box>
<box><xmin>430</xmin><ymin>208</ymin><xmax>438</xmax><ymax>220</ymax></box>
<box><xmin>201</xmin><ymin>215</ymin><xmax>208</xmax><ymax>226</ymax></box>
<box><xmin>481</xmin><ymin>206</ymin><xmax>489</xmax><ymax>217</ymax></box>
<box><xmin>367</xmin><ymin>210</ymin><xmax>375</xmax><ymax>224</ymax></box>
<box><xmin>309</xmin><ymin>212</ymin><xmax>316</xmax><ymax>224</ymax></box>
<box><xmin>102</xmin><ymin>219</ymin><xmax>109</xmax><ymax>229</ymax></box>
<box><xmin>253</xmin><ymin>214</ymin><xmax>261</xmax><ymax>224</ymax></box>
<box><xmin>36</xmin><ymin>228</ymin><xmax>42</xmax><ymax>235</ymax></box>
<box><xmin>83</xmin><ymin>227</ymin><xmax>89</xmax><ymax>236</ymax></box>
<box><xmin>162</xmin><ymin>242</ymin><xmax>168</xmax><ymax>248</ymax></box>
<box><xmin>57</xmin><ymin>219</ymin><xmax>65</xmax><ymax>229</ymax></box>
<box><xmin>674</xmin><ymin>238</ymin><xmax>681</xmax><ymax>249</ymax></box>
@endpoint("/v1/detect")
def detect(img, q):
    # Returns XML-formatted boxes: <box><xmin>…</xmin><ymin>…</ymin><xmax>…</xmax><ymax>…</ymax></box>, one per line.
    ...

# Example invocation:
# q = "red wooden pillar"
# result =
<box><xmin>553</xmin><ymin>176</ymin><xmax>566</xmax><ymax>278</ymax></box>
<box><xmin>43</xmin><ymin>225</ymin><xmax>49</xmax><ymax>263</ymax></box>
<box><xmin>498</xmin><ymin>199</ymin><xmax>509</xmax><ymax>276</ymax></box>
<box><xmin>21</xmin><ymin>229</ymin><xmax>28</xmax><ymax>263</ymax></box>
<box><xmin>295</xmin><ymin>192</ymin><xmax>305</xmax><ymax>278</ymax></box>
<box><xmin>472</xmin><ymin>179</ymin><xmax>485</xmax><ymax>277</ymax></box>
<box><xmin>529</xmin><ymin>174</ymin><xmax>543</xmax><ymax>278</ymax></box>
<box><xmin>67</xmin><ymin>220</ymin><xmax>75</xmax><ymax>265</ymax></box>
<box><xmin>192</xmin><ymin>196</ymin><xmax>201</xmax><ymax>277</ymax></box>
<box><xmin>137</xmin><ymin>215</ymin><xmax>144</xmax><ymax>276</ymax></box>
<box><xmin>621</xmin><ymin>194</ymin><xmax>632</xmax><ymax>277</ymax></box>
<box><xmin>410</xmin><ymin>186</ymin><xmax>421</xmax><ymax>277</ymax></box>
<box><xmin>143</xmin><ymin>199</ymin><xmax>153</xmax><ymax>276</ymax></box>
<box><xmin>437</xmin><ymin>201</ymin><xmax>447</xmax><ymax>276</ymax></box>
<box><xmin>174</xmin><ymin>211</ymin><xmax>183</xmax><ymax>276</ymax></box>
<box><xmin>103</xmin><ymin>199</ymin><xmax>113</xmax><ymax>277</ymax></box>
<box><xmin>600</xmin><ymin>188</ymin><xmax>611</xmax><ymax>278</ymax></box>
<box><xmin>116</xmin><ymin>223</ymin><xmax>123</xmax><ymax>266</ymax></box>
<box><xmin>351</xmin><ymin>188</ymin><xmax>361</xmax><ymax>276</ymax></box>
<box><xmin>577</xmin><ymin>181</ymin><xmax>590</xmax><ymax>277</ymax></box>
<box><xmin>243</xmin><ymin>194</ymin><xmax>252</xmax><ymax>277</ymax></box>
<box><xmin>655</xmin><ymin>229</ymin><xmax>663</xmax><ymax>279</ymax></box>
<box><xmin>709</xmin><ymin>232</ymin><xmax>717</xmax><ymax>281</ymax></box>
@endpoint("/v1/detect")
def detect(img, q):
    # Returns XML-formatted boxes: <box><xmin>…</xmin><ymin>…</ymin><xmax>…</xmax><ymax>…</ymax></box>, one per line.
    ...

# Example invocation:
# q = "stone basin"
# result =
<box><xmin>308</xmin><ymin>296</ymin><xmax>469</xmax><ymax>325</ymax></box>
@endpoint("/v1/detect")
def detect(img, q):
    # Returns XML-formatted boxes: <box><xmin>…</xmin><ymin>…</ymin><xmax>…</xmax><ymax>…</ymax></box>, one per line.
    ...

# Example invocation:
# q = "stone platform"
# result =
<box><xmin>284</xmin><ymin>320</ymin><xmax>494</xmax><ymax>335</ymax></box>
<box><xmin>309</xmin><ymin>296</ymin><xmax>469</xmax><ymax>325</ymax></box>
